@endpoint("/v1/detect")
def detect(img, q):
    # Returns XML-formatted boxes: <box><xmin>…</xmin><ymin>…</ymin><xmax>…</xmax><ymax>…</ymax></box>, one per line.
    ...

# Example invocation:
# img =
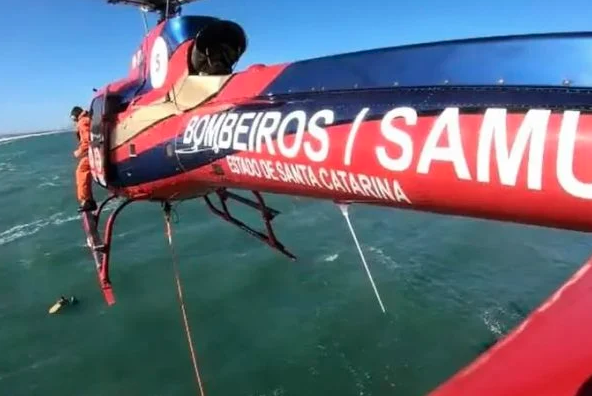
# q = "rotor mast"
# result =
<box><xmin>107</xmin><ymin>0</ymin><xmax>198</xmax><ymax>24</ymax></box>
<box><xmin>155</xmin><ymin>1</ymin><xmax>182</xmax><ymax>23</ymax></box>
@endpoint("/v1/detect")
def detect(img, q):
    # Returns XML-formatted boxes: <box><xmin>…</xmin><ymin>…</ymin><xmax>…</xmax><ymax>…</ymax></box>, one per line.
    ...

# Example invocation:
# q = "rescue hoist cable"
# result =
<box><xmin>163</xmin><ymin>202</ymin><xmax>206</xmax><ymax>396</ymax></box>
<box><xmin>337</xmin><ymin>203</ymin><xmax>387</xmax><ymax>313</ymax></box>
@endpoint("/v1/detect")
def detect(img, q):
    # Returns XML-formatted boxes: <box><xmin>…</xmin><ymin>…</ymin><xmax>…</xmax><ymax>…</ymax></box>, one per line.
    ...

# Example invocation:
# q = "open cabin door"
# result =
<box><xmin>88</xmin><ymin>91</ymin><xmax>121</xmax><ymax>189</ymax></box>
<box><xmin>88</xmin><ymin>95</ymin><xmax>108</xmax><ymax>188</ymax></box>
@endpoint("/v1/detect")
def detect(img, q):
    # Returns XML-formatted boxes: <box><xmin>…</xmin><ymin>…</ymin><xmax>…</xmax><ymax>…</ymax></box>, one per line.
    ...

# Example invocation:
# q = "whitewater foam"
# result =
<box><xmin>0</xmin><ymin>161</ymin><xmax>15</xmax><ymax>172</ymax></box>
<box><xmin>481</xmin><ymin>308</ymin><xmax>506</xmax><ymax>338</ymax></box>
<box><xmin>368</xmin><ymin>246</ymin><xmax>400</xmax><ymax>270</ymax></box>
<box><xmin>0</xmin><ymin>212</ymin><xmax>81</xmax><ymax>246</ymax></box>
<box><xmin>0</xmin><ymin>130</ymin><xmax>67</xmax><ymax>144</ymax></box>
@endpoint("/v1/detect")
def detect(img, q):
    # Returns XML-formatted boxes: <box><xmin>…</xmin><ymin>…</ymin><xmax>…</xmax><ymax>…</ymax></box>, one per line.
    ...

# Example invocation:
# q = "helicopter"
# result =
<box><xmin>78</xmin><ymin>0</ymin><xmax>592</xmax><ymax>394</ymax></box>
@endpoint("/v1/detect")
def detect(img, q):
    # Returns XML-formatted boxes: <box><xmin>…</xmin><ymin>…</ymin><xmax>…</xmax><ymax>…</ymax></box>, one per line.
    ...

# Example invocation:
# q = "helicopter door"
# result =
<box><xmin>88</xmin><ymin>95</ymin><xmax>111</xmax><ymax>188</ymax></box>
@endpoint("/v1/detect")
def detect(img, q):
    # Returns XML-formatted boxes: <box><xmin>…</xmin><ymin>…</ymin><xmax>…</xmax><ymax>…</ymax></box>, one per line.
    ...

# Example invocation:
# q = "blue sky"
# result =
<box><xmin>1</xmin><ymin>0</ymin><xmax>592</xmax><ymax>134</ymax></box>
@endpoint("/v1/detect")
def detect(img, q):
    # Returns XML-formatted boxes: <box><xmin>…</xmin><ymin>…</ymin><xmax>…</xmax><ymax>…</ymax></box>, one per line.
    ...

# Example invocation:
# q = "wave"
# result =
<box><xmin>0</xmin><ymin>197</ymin><xmax>128</xmax><ymax>246</ymax></box>
<box><xmin>368</xmin><ymin>246</ymin><xmax>400</xmax><ymax>270</ymax></box>
<box><xmin>0</xmin><ymin>130</ymin><xmax>69</xmax><ymax>145</ymax></box>
<box><xmin>0</xmin><ymin>198</ymin><xmax>129</xmax><ymax>246</ymax></box>
<box><xmin>0</xmin><ymin>162</ymin><xmax>16</xmax><ymax>172</ymax></box>
<box><xmin>0</xmin><ymin>212</ymin><xmax>81</xmax><ymax>246</ymax></box>
<box><xmin>481</xmin><ymin>308</ymin><xmax>506</xmax><ymax>338</ymax></box>
<box><xmin>0</xmin><ymin>355</ymin><xmax>62</xmax><ymax>382</ymax></box>
<box><xmin>38</xmin><ymin>175</ymin><xmax>63</xmax><ymax>189</ymax></box>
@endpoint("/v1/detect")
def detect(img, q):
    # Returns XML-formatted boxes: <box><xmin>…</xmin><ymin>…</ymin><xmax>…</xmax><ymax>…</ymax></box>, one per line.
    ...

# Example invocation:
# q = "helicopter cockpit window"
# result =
<box><xmin>189</xmin><ymin>20</ymin><xmax>247</xmax><ymax>76</ymax></box>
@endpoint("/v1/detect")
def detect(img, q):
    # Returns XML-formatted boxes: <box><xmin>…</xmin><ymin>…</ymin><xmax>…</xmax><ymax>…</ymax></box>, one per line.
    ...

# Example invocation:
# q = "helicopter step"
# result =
<box><xmin>204</xmin><ymin>189</ymin><xmax>296</xmax><ymax>260</ymax></box>
<box><xmin>81</xmin><ymin>211</ymin><xmax>105</xmax><ymax>252</ymax></box>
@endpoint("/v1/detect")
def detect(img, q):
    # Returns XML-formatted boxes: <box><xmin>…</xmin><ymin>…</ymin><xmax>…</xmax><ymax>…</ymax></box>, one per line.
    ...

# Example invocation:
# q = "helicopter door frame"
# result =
<box><xmin>88</xmin><ymin>94</ymin><xmax>111</xmax><ymax>188</ymax></box>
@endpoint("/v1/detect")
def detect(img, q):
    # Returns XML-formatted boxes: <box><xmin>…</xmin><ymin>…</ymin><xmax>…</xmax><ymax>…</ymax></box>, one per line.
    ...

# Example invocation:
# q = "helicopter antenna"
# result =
<box><xmin>140</xmin><ymin>6</ymin><xmax>150</xmax><ymax>34</ymax></box>
<box><xmin>157</xmin><ymin>0</ymin><xmax>181</xmax><ymax>22</ymax></box>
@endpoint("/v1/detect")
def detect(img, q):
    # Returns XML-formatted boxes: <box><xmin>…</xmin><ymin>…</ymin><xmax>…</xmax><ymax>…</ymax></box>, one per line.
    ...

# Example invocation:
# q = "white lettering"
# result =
<box><xmin>181</xmin><ymin>106</ymin><xmax>591</xmax><ymax>202</ymax></box>
<box><xmin>201</xmin><ymin>114</ymin><xmax>216</xmax><ymax>147</ymax></box>
<box><xmin>218</xmin><ymin>113</ymin><xmax>238</xmax><ymax>151</ymax></box>
<box><xmin>249</xmin><ymin>113</ymin><xmax>264</xmax><ymax>151</ymax></box>
<box><xmin>344</xmin><ymin>107</ymin><xmax>369</xmax><ymax>166</ymax></box>
<box><xmin>477</xmin><ymin>108</ymin><xmax>549</xmax><ymax>189</ymax></box>
<box><xmin>417</xmin><ymin>107</ymin><xmax>471</xmax><ymax>180</ymax></box>
<box><xmin>257</xmin><ymin>112</ymin><xmax>281</xmax><ymax>154</ymax></box>
<box><xmin>318</xmin><ymin>168</ymin><xmax>333</xmax><ymax>190</ymax></box>
<box><xmin>557</xmin><ymin>110</ymin><xmax>592</xmax><ymax>199</ymax></box>
<box><xmin>177</xmin><ymin>109</ymin><xmax>337</xmax><ymax>163</ymax></box>
<box><xmin>376</xmin><ymin>107</ymin><xmax>415</xmax><ymax>172</ymax></box>
<box><xmin>233</xmin><ymin>112</ymin><xmax>255</xmax><ymax>151</ymax></box>
<box><xmin>277</xmin><ymin>110</ymin><xmax>306</xmax><ymax>158</ymax></box>
<box><xmin>304</xmin><ymin>109</ymin><xmax>333</xmax><ymax>162</ymax></box>
<box><xmin>393</xmin><ymin>181</ymin><xmax>411</xmax><ymax>204</ymax></box>
<box><xmin>225</xmin><ymin>157</ymin><xmax>411</xmax><ymax>203</ymax></box>
<box><xmin>227</xmin><ymin>156</ymin><xmax>239</xmax><ymax>173</ymax></box>
<box><xmin>182</xmin><ymin>116</ymin><xmax>199</xmax><ymax>145</ymax></box>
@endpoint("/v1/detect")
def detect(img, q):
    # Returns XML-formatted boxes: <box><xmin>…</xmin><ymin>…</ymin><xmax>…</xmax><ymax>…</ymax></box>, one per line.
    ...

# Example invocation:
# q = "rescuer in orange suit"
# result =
<box><xmin>70</xmin><ymin>106</ymin><xmax>97</xmax><ymax>212</ymax></box>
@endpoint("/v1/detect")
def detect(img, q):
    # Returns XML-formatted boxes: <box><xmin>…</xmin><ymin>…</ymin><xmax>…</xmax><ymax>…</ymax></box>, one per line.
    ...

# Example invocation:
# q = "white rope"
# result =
<box><xmin>337</xmin><ymin>203</ymin><xmax>386</xmax><ymax>313</ymax></box>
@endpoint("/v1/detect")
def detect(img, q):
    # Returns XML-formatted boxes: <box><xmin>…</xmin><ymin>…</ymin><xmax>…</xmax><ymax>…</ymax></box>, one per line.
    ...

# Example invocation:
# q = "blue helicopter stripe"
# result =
<box><xmin>262</xmin><ymin>32</ymin><xmax>592</xmax><ymax>95</ymax></box>
<box><xmin>162</xmin><ymin>16</ymin><xmax>220</xmax><ymax>50</ymax></box>
<box><xmin>108</xmin><ymin>86</ymin><xmax>592</xmax><ymax>188</ymax></box>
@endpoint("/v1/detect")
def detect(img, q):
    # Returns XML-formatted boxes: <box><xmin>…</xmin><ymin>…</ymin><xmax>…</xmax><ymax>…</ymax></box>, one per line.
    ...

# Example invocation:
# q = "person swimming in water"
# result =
<box><xmin>48</xmin><ymin>296</ymin><xmax>78</xmax><ymax>314</ymax></box>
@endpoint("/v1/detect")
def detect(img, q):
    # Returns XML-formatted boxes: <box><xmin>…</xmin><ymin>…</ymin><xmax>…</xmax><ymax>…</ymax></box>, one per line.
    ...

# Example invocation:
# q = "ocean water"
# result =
<box><xmin>1</xmin><ymin>132</ymin><xmax>591</xmax><ymax>396</ymax></box>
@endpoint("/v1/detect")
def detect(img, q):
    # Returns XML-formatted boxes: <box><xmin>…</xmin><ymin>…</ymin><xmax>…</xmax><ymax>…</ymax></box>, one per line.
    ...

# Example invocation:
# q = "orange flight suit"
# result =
<box><xmin>73</xmin><ymin>111</ymin><xmax>93</xmax><ymax>203</ymax></box>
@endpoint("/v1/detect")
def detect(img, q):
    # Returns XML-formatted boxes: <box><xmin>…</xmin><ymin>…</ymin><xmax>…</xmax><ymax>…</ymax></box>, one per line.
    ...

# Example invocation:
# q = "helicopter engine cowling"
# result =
<box><xmin>189</xmin><ymin>19</ymin><xmax>247</xmax><ymax>75</ymax></box>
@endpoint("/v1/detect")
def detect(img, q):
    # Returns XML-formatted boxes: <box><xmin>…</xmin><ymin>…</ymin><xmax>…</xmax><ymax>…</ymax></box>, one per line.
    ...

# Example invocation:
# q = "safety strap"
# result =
<box><xmin>163</xmin><ymin>203</ymin><xmax>206</xmax><ymax>396</ymax></box>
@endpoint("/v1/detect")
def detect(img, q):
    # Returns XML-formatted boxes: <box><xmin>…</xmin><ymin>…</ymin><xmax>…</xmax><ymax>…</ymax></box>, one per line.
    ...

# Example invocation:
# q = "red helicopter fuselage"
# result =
<box><xmin>81</xmin><ymin>9</ymin><xmax>592</xmax><ymax>396</ymax></box>
<box><xmin>88</xmin><ymin>16</ymin><xmax>592</xmax><ymax>233</ymax></box>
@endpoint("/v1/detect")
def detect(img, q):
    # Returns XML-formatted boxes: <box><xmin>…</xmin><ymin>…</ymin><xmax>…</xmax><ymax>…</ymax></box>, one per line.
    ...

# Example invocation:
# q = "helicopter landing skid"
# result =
<box><xmin>80</xmin><ymin>196</ymin><xmax>134</xmax><ymax>305</ymax></box>
<box><xmin>204</xmin><ymin>189</ymin><xmax>296</xmax><ymax>261</ymax></box>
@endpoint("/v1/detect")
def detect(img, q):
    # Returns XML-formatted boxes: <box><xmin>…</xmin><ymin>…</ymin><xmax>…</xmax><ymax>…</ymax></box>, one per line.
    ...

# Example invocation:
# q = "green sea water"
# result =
<box><xmin>1</xmin><ymin>132</ymin><xmax>591</xmax><ymax>395</ymax></box>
